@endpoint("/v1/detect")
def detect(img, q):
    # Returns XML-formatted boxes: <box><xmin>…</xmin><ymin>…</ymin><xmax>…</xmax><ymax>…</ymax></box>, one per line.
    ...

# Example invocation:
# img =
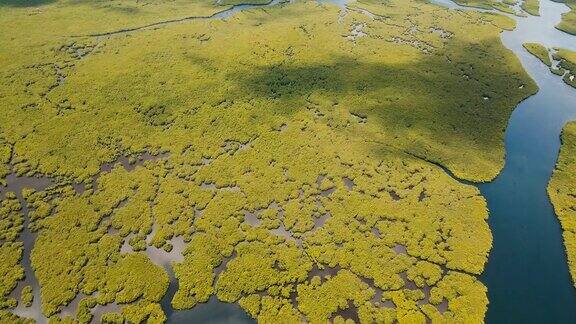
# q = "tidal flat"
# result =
<box><xmin>0</xmin><ymin>0</ymin><xmax>574</xmax><ymax>323</ymax></box>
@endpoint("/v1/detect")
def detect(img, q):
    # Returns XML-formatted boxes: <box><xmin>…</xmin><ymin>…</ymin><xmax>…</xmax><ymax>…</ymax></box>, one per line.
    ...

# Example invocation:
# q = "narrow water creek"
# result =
<box><xmin>433</xmin><ymin>0</ymin><xmax>576</xmax><ymax>322</ymax></box>
<box><xmin>2</xmin><ymin>175</ymin><xmax>53</xmax><ymax>324</ymax></box>
<box><xmin>84</xmin><ymin>0</ymin><xmax>286</xmax><ymax>37</ymax></box>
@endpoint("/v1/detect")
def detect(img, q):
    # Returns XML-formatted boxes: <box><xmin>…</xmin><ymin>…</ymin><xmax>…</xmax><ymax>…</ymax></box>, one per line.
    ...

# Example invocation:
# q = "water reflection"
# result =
<box><xmin>2</xmin><ymin>174</ymin><xmax>53</xmax><ymax>324</ymax></box>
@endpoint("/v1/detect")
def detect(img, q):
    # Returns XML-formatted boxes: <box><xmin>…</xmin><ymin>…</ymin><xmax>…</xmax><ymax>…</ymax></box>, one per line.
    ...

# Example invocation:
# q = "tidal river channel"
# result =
<box><xmin>433</xmin><ymin>0</ymin><xmax>576</xmax><ymax>322</ymax></box>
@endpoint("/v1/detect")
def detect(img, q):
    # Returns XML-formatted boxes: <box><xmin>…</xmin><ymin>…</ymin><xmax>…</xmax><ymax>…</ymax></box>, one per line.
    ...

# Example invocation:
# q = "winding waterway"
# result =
<box><xmin>479</xmin><ymin>2</ymin><xmax>576</xmax><ymax>322</ymax></box>
<box><xmin>433</xmin><ymin>0</ymin><xmax>576</xmax><ymax>322</ymax></box>
<box><xmin>169</xmin><ymin>2</ymin><xmax>576</xmax><ymax>322</ymax></box>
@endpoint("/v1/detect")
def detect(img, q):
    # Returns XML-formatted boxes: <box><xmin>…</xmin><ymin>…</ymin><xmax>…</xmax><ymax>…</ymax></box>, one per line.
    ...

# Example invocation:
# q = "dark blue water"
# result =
<box><xmin>432</xmin><ymin>0</ymin><xmax>576</xmax><ymax>322</ymax></box>
<box><xmin>479</xmin><ymin>6</ymin><xmax>576</xmax><ymax>321</ymax></box>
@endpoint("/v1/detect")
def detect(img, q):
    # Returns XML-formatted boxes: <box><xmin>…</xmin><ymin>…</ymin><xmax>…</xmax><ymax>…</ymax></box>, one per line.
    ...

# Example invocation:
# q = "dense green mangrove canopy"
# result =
<box><xmin>549</xmin><ymin>121</ymin><xmax>576</xmax><ymax>289</ymax></box>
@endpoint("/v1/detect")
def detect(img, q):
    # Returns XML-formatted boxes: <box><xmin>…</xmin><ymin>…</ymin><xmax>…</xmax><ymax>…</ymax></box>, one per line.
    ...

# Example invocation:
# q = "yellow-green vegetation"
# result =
<box><xmin>0</xmin><ymin>310</ymin><xmax>34</xmax><ymax>324</ymax></box>
<box><xmin>554</xmin><ymin>0</ymin><xmax>576</xmax><ymax>35</ymax></box>
<box><xmin>29</xmin><ymin>166</ymin><xmax>170</xmax><ymax>318</ymax></box>
<box><xmin>0</xmin><ymin>193</ymin><xmax>24</xmax><ymax>309</ymax></box>
<box><xmin>21</xmin><ymin>285</ymin><xmax>33</xmax><ymax>307</ymax></box>
<box><xmin>548</xmin><ymin>121</ymin><xmax>576</xmax><ymax>288</ymax></box>
<box><xmin>522</xmin><ymin>0</ymin><xmax>540</xmax><ymax>16</ymax></box>
<box><xmin>0</xmin><ymin>0</ymin><xmax>537</xmax><ymax>322</ymax></box>
<box><xmin>0</xmin><ymin>140</ymin><xmax>10</xmax><ymax>187</ymax></box>
<box><xmin>523</xmin><ymin>42</ymin><xmax>552</xmax><ymax>66</ymax></box>
<box><xmin>220</xmin><ymin>0</ymin><xmax>272</xmax><ymax>5</ymax></box>
<box><xmin>553</xmin><ymin>48</ymin><xmax>576</xmax><ymax>87</ymax></box>
<box><xmin>524</xmin><ymin>43</ymin><xmax>576</xmax><ymax>88</ymax></box>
